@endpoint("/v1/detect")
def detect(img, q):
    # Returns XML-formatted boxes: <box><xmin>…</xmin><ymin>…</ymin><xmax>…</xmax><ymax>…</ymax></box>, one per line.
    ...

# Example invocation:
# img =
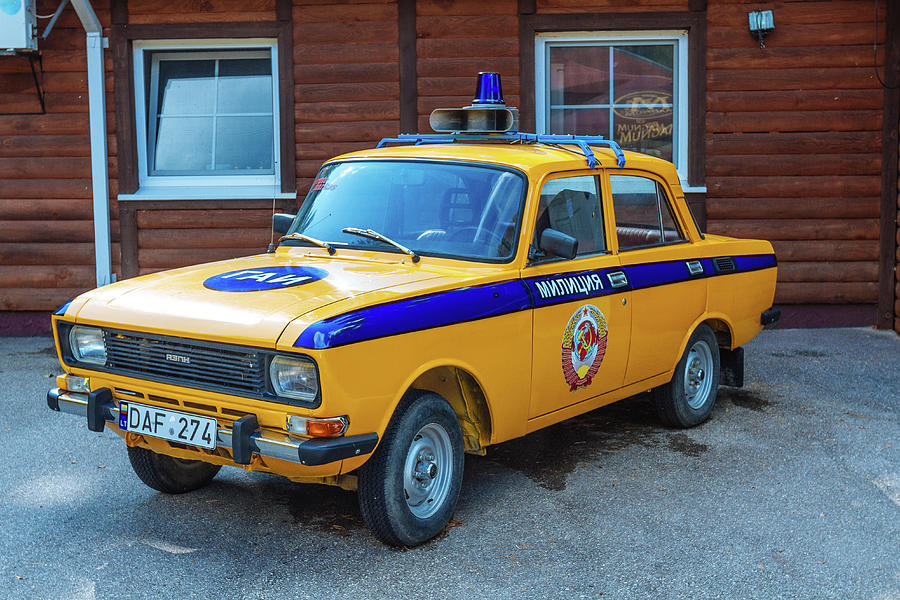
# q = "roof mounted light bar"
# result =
<box><xmin>377</xmin><ymin>73</ymin><xmax>626</xmax><ymax>169</ymax></box>
<box><xmin>376</xmin><ymin>132</ymin><xmax>626</xmax><ymax>169</ymax></box>
<box><xmin>429</xmin><ymin>106</ymin><xmax>519</xmax><ymax>134</ymax></box>
<box><xmin>430</xmin><ymin>72</ymin><xmax>519</xmax><ymax>133</ymax></box>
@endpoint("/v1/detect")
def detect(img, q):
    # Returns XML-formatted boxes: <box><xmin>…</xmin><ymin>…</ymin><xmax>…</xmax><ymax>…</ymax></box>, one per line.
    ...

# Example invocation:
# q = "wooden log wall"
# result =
<box><xmin>896</xmin><ymin>121</ymin><xmax>899</xmax><ymax>333</ymax></box>
<box><xmin>127</xmin><ymin>0</ymin><xmax>276</xmax><ymax>24</ymax></box>
<box><xmin>135</xmin><ymin>208</ymin><xmax>273</xmax><ymax>275</ymax></box>
<box><xmin>0</xmin><ymin>0</ymin><xmax>119</xmax><ymax>311</ymax></box>
<box><xmin>120</xmin><ymin>0</ymin><xmax>284</xmax><ymax>275</ymax></box>
<box><xmin>1</xmin><ymin>0</ymin><xmax>897</xmax><ymax>327</ymax></box>
<box><xmin>537</xmin><ymin>0</ymin><xmax>688</xmax><ymax>13</ymax></box>
<box><xmin>294</xmin><ymin>0</ymin><xmax>399</xmax><ymax>194</ymax></box>
<box><xmin>415</xmin><ymin>0</ymin><xmax>520</xmax><ymax>133</ymax></box>
<box><xmin>129</xmin><ymin>0</ymin><xmax>399</xmax><ymax>275</ymax></box>
<box><xmin>704</xmin><ymin>0</ymin><xmax>886</xmax><ymax>307</ymax></box>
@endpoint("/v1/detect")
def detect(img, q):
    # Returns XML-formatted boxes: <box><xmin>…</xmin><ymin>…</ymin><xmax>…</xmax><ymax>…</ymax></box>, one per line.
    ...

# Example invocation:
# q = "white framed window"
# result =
<box><xmin>125</xmin><ymin>38</ymin><xmax>288</xmax><ymax>200</ymax></box>
<box><xmin>535</xmin><ymin>31</ymin><xmax>690</xmax><ymax>184</ymax></box>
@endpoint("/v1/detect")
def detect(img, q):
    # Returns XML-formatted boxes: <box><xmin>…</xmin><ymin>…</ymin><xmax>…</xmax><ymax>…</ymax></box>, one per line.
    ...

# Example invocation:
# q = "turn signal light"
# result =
<box><xmin>286</xmin><ymin>415</ymin><xmax>348</xmax><ymax>438</ymax></box>
<box><xmin>64</xmin><ymin>375</ymin><xmax>91</xmax><ymax>393</ymax></box>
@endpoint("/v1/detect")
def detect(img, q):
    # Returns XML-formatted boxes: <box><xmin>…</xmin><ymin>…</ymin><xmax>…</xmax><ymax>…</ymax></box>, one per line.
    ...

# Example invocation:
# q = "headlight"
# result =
<box><xmin>68</xmin><ymin>326</ymin><xmax>107</xmax><ymax>366</ymax></box>
<box><xmin>269</xmin><ymin>355</ymin><xmax>318</xmax><ymax>401</ymax></box>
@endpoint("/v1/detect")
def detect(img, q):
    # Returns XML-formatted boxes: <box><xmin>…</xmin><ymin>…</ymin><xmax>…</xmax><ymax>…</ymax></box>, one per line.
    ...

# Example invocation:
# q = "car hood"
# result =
<box><xmin>71</xmin><ymin>253</ymin><xmax>451</xmax><ymax>347</ymax></box>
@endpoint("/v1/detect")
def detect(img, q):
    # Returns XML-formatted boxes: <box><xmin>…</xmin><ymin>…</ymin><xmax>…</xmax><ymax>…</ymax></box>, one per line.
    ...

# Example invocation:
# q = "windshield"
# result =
<box><xmin>285</xmin><ymin>160</ymin><xmax>527</xmax><ymax>262</ymax></box>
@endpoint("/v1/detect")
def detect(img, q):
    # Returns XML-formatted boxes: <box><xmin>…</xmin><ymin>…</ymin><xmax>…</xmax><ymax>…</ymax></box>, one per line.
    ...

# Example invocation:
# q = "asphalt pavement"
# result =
<box><xmin>0</xmin><ymin>327</ymin><xmax>897</xmax><ymax>600</ymax></box>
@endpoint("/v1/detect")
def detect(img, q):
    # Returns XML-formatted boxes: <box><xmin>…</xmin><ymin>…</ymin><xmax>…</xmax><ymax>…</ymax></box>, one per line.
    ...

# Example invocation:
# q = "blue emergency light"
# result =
<box><xmin>430</xmin><ymin>72</ymin><xmax>518</xmax><ymax>133</ymax></box>
<box><xmin>472</xmin><ymin>72</ymin><xmax>504</xmax><ymax>105</ymax></box>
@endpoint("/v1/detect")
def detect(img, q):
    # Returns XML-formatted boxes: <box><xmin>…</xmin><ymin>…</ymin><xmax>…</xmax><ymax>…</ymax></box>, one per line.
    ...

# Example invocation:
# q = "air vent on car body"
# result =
<box><xmin>713</xmin><ymin>257</ymin><xmax>736</xmax><ymax>273</ymax></box>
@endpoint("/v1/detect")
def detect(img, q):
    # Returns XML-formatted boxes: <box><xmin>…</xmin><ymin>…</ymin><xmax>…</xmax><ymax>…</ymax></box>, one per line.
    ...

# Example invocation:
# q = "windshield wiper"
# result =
<box><xmin>341</xmin><ymin>227</ymin><xmax>420</xmax><ymax>263</ymax></box>
<box><xmin>278</xmin><ymin>232</ymin><xmax>336</xmax><ymax>255</ymax></box>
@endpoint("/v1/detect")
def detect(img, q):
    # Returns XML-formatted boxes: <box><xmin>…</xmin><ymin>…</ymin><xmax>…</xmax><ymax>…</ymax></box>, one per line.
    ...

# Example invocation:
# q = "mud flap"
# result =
<box><xmin>720</xmin><ymin>347</ymin><xmax>744</xmax><ymax>388</ymax></box>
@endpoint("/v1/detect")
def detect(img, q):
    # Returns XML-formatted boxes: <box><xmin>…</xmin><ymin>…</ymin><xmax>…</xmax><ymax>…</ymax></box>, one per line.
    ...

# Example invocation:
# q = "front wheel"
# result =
<box><xmin>127</xmin><ymin>446</ymin><xmax>221</xmax><ymax>494</ymax></box>
<box><xmin>654</xmin><ymin>324</ymin><xmax>721</xmax><ymax>428</ymax></box>
<box><xmin>357</xmin><ymin>392</ymin><xmax>464</xmax><ymax>546</ymax></box>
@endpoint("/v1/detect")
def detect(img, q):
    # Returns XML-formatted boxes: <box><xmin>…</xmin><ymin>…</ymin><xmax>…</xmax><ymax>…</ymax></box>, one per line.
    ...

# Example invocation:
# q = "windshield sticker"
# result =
<box><xmin>204</xmin><ymin>266</ymin><xmax>328</xmax><ymax>292</ymax></box>
<box><xmin>311</xmin><ymin>177</ymin><xmax>327</xmax><ymax>191</ymax></box>
<box><xmin>562</xmin><ymin>304</ymin><xmax>608</xmax><ymax>391</ymax></box>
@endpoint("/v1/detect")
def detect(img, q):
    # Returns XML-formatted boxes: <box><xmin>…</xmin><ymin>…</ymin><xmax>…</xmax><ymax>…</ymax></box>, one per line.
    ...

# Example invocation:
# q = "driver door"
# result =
<box><xmin>524</xmin><ymin>173</ymin><xmax>631</xmax><ymax>419</ymax></box>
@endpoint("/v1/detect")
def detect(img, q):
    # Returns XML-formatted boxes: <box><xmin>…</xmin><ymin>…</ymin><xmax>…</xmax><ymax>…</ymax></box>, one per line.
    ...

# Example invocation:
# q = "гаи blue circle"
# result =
<box><xmin>204</xmin><ymin>266</ymin><xmax>328</xmax><ymax>292</ymax></box>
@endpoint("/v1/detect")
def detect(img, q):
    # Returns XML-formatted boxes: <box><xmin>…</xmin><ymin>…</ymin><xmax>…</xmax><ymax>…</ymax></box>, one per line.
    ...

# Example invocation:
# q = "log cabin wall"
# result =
<box><xmin>0</xmin><ymin>0</ymin><xmax>119</xmax><ymax>326</ymax></box>
<box><xmin>704</xmin><ymin>0</ymin><xmax>886</xmax><ymax>325</ymax></box>
<box><xmin>883</xmin><ymin>0</ymin><xmax>900</xmax><ymax>334</ymax></box>
<box><xmin>114</xmin><ymin>0</ymin><xmax>292</xmax><ymax>279</ymax></box>
<box><xmin>125</xmin><ymin>0</ymin><xmax>399</xmax><ymax>278</ymax></box>
<box><xmin>415</xmin><ymin>0</ymin><xmax>520</xmax><ymax>134</ymax></box>
<box><xmin>294</xmin><ymin>0</ymin><xmax>399</xmax><ymax>194</ymax></box>
<box><xmin>1</xmin><ymin>0</ymin><xmax>899</xmax><ymax>334</ymax></box>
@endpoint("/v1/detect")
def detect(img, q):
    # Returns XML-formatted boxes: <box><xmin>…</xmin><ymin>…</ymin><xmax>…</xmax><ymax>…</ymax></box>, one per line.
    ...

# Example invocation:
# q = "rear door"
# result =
<box><xmin>605</xmin><ymin>171</ymin><xmax>706</xmax><ymax>385</ymax></box>
<box><xmin>524</xmin><ymin>172</ymin><xmax>631</xmax><ymax>419</ymax></box>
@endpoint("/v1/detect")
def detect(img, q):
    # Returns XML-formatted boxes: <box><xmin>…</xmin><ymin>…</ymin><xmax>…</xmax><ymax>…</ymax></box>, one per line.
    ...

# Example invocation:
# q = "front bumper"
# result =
<box><xmin>47</xmin><ymin>387</ymin><xmax>378</xmax><ymax>467</ymax></box>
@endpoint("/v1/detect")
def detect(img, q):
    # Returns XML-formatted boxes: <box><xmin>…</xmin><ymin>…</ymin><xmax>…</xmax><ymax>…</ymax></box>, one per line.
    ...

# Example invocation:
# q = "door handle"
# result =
<box><xmin>606</xmin><ymin>271</ymin><xmax>628</xmax><ymax>288</ymax></box>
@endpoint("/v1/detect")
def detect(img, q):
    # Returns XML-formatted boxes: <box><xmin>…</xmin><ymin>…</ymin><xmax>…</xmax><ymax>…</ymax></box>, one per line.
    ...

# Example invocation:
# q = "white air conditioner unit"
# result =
<box><xmin>0</xmin><ymin>0</ymin><xmax>38</xmax><ymax>53</ymax></box>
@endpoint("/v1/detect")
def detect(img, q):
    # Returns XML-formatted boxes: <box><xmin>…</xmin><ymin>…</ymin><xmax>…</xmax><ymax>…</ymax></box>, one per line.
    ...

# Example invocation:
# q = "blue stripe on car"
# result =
<box><xmin>734</xmin><ymin>254</ymin><xmax>777</xmax><ymax>271</ymax></box>
<box><xmin>54</xmin><ymin>301</ymin><xmax>73</xmax><ymax>316</ymax></box>
<box><xmin>625</xmin><ymin>261</ymin><xmax>692</xmax><ymax>289</ymax></box>
<box><xmin>294</xmin><ymin>281</ymin><xmax>531</xmax><ymax>350</ymax></box>
<box><xmin>294</xmin><ymin>254</ymin><xmax>776</xmax><ymax>349</ymax></box>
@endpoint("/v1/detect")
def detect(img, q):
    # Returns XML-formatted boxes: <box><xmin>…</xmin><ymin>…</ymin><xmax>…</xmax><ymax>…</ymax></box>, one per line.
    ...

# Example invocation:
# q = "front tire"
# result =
<box><xmin>654</xmin><ymin>324</ymin><xmax>721</xmax><ymax>428</ymax></box>
<box><xmin>358</xmin><ymin>392</ymin><xmax>464</xmax><ymax>546</ymax></box>
<box><xmin>127</xmin><ymin>446</ymin><xmax>221</xmax><ymax>494</ymax></box>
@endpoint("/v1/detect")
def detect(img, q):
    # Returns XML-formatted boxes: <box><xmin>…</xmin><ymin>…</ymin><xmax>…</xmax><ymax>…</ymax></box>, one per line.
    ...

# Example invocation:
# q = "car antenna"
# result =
<box><xmin>267</xmin><ymin>187</ymin><xmax>277</xmax><ymax>253</ymax></box>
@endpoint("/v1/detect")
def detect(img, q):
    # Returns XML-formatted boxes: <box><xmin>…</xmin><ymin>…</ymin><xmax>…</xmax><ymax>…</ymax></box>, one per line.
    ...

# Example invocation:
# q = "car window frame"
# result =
<box><xmin>525</xmin><ymin>169</ymin><xmax>613</xmax><ymax>267</ymax></box>
<box><xmin>603</xmin><ymin>169</ymin><xmax>690</xmax><ymax>254</ymax></box>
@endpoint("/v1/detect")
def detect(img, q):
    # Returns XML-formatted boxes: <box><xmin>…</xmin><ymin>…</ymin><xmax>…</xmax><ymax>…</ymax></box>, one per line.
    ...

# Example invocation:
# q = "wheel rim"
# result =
<box><xmin>683</xmin><ymin>340</ymin><xmax>714</xmax><ymax>409</ymax></box>
<box><xmin>403</xmin><ymin>422</ymin><xmax>453</xmax><ymax>519</ymax></box>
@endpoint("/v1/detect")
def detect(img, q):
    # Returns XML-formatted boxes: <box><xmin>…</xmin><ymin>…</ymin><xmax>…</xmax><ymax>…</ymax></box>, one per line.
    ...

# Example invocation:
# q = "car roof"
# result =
<box><xmin>328</xmin><ymin>143</ymin><xmax>677</xmax><ymax>178</ymax></box>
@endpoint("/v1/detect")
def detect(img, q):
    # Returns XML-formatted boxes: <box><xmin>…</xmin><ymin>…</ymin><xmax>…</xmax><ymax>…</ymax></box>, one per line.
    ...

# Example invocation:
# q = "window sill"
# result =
<box><xmin>118</xmin><ymin>186</ymin><xmax>297</xmax><ymax>201</ymax></box>
<box><xmin>680</xmin><ymin>183</ymin><xmax>707</xmax><ymax>194</ymax></box>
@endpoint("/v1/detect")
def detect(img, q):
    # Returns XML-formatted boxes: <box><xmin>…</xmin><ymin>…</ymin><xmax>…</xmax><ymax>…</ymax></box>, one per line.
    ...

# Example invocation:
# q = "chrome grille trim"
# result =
<box><xmin>98</xmin><ymin>329</ymin><xmax>269</xmax><ymax>399</ymax></box>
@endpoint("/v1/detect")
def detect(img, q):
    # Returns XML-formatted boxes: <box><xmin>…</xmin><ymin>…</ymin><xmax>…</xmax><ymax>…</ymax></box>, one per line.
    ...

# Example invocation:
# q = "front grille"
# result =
<box><xmin>104</xmin><ymin>330</ymin><xmax>267</xmax><ymax>396</ymax></box>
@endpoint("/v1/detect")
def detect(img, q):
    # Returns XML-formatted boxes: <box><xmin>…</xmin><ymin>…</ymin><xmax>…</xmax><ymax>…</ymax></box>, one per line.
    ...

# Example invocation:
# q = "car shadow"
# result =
<box><xmin>106</xmin><ymin>388</ymin><xmax>753</xmax><ymax>547</ymax></box>
<box><xmin>466</xmin><ymin>393</ymin><xmax>667</xmax><ymax>491</ymax></box>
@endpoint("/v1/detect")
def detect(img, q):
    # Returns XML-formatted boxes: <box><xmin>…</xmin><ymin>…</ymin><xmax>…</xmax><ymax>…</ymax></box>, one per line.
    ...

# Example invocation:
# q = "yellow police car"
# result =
<box><xmin>48</xmin><ymin>74</ymin><xmax>779</xmax><ymax>546</ymax></box>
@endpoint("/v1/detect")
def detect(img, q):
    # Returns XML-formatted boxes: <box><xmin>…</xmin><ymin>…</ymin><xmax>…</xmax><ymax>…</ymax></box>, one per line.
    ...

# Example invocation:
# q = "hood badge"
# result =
<box><xmin>204</xmin><ymin>266</ymin><xmax>329</xmax><ymax>292</ymax></box>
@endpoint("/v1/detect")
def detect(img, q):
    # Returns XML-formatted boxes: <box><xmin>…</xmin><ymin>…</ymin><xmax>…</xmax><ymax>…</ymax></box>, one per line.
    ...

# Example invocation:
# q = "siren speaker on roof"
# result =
<box><xmin>429</xmin><ymin>106</ymin><xmax>520</xmax><ymax>133</ymax></box>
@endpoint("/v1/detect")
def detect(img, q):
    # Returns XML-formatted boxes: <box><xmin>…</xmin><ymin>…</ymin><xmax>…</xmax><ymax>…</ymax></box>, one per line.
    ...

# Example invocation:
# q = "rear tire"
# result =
<box><xmin>357</xmin><ymin>392</ymin><xmax>464</xmax><ymax>547</ymax></box>
<box><xmin>654</xmin><ymin>324</ymin><xmax>721</xmax><ymax>428</ymax></box>
<box><xmin>127</xmin><ymin>446</ymin><xmax>221</xmax><ymax>494</ymax></box>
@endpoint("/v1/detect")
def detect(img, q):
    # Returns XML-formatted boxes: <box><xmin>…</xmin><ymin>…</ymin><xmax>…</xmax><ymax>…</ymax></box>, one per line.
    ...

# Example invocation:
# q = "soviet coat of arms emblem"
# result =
<box><xmin>561</xmin><ymin>304</ymin><xmax>608</xmax><ymax>391</ymax></box>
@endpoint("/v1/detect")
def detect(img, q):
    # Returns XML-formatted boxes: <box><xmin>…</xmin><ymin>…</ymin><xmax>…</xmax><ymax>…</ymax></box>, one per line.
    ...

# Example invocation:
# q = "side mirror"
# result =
<box><xmin>539</xmin><ymin>228</ymin><xmax>578</xmax><ymax>260</ymax></box>
<box><xmin>273</xmin><ymin>213</ymin><xmax>296</xmax><ymax>236</ymax></box>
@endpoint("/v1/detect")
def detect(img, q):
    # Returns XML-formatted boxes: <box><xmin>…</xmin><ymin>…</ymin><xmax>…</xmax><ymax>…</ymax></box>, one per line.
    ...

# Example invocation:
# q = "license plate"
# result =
<box><xmin>119</xmin><ymin>401</ymin><xmax>217</xmax><ymax>450</ymax></box>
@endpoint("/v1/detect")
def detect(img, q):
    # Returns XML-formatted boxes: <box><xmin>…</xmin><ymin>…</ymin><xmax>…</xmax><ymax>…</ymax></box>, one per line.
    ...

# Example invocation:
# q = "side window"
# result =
<box><xmin>533</xmin><ymin>175</ymin><xmax>605</xmax><ymax>259</ymax></box>
<box><xmin>610</xmin><ymin>175</ymin><xmax>684</xmax><ymax>250</ymax></box>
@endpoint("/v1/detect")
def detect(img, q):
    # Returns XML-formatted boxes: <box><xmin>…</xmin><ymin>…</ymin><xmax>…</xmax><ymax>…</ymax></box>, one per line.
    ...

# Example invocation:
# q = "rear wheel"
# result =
<box><xmin>358</xmin><ymin>392</ymin><xmax>464</xmax><ymax>546</ymax></box>
<box><xmin>654</xmin><ymin>324</ymin><xmax>720</xmax><ymax>428</ymax></box>
<box><xmin>127</xmin><ymin>446</ymin><xmax>221</xmax><ymax>494</ymax></box>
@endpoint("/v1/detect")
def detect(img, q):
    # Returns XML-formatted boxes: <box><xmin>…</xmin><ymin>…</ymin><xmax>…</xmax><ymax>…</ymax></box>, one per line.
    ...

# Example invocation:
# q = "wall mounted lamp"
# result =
<box><xmin>748</xmin><ymin>10</ymin><xmax>774</xmax><ymax>48</ymax></box>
